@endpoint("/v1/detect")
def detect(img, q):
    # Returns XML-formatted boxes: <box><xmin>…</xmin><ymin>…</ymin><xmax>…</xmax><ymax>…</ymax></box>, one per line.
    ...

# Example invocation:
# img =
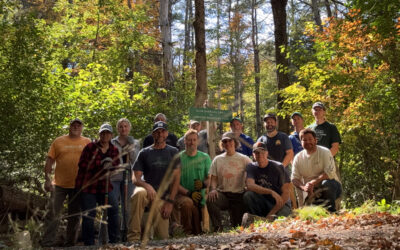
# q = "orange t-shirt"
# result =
<box><xmin>48</xmin><ymin>135</ymin><xmax>91</xmax><ymax>188</ymax></box>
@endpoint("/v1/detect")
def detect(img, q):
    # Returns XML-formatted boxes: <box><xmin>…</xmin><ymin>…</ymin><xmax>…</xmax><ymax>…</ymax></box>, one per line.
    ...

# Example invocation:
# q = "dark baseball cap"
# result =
<box><xmin>70</xmin><ymin>118</ymin><xmax>83</xmax><ymax>125</ymax></box>
<box><xmin>290</xmin><ymin>112</ymin><xmax>303</xmax><ymax>119</ymax></box>
<box><xmin>312</xmin><ymin>102</ymin><xmax>326</xmax><ymax>110</ymax></box>
<box><xmin>253</xmin><ymin>141</ymin><xmax>268</xmax><ymax>152</ymax></box>
<box><xmin>263</xmin><ymin>113</ymin><xmax>276</xmax><ymax>121</ymax></box>
<box><xmin>153</xmin><ymin>121</ymin><xmax>168</xmax><ymax>132</ymax></box>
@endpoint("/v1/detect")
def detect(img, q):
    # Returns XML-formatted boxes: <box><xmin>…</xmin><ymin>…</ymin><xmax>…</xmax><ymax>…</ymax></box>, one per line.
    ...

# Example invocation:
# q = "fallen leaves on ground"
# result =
<box><xmin>103</xmin><ymin>212</ymin><xmax>400</xmax><ymax>249</ymax></box>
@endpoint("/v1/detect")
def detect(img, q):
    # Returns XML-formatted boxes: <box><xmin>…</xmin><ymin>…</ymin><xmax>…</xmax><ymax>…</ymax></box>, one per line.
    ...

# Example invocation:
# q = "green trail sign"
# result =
<box><xmin>189</xmin><ymin>107</ymin><xmax>232</xmax><ymax>122</ymax></box>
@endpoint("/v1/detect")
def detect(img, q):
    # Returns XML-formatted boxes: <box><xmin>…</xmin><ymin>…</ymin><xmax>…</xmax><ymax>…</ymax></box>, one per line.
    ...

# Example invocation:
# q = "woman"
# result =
<box><xmin>109</xmin><ymin>118</ymin><xmax>140</xmax><ymax>241</ymax></box>
<box><xmin>206</xmin><ymin>132</ymin><xmax>252</xmax><ymax>232</ymax></box>
<box><xmin>75</xmin><ymin>123</ymin><xmax>120</xmax><ymax>245</ymax></box>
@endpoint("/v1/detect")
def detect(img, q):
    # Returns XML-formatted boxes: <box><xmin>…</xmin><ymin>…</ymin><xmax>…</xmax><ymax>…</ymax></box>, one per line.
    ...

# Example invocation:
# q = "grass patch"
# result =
<box><xmin>293</xmin><ymin>206</ymin><xmax>330</xmax><ymax>221</ymax></box>
<box><xmin>352</xmin><ymin>199</ymin><xmax>400</xmax><ymax>215</ymax></box>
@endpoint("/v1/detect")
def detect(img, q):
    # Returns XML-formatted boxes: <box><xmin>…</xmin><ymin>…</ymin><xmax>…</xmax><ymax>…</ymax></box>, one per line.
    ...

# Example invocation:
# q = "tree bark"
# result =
<box><xmin>271</xmin><ymin>0</ymin><xmax>290</xmax><ymax>134</ymax></box>
<box><xmin>160</xmin><ymin>0</ymin><xmax>174</xmax><ymax>89</ymax></box>
<box><xmin>193</xmin><ymin>0</ymin><xmax>207</xmax><ymax>107</ymax></box>
<box><xmin>324</xmin><ymin>0</ymin><xmax>332</xmax><ymax>18</ymax></box>
<box><xmin>311</xmin><ymin>0</ymin><xmax>323</xmax><ymax>31</ymax></box>
<box><xmin>252</xmin><ymin>0</ymin><xmax>262</xmax><ymax>138</ymax></box>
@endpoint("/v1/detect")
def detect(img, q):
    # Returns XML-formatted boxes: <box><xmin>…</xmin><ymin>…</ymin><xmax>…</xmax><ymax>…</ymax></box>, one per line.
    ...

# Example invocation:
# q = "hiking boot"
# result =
<box><xmin>241</xmin><ymin>213</ymin><xmax>266</xmax><ymax>228</ymax></box>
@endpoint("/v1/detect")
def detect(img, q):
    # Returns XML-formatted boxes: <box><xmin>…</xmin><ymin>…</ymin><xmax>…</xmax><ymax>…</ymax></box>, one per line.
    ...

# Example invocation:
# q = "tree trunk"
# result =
<box><xmin>271</xmin><ymin>0</ymin><xmax>290</xmax><ymax>134</ymax></box>
<box><xmin>311</xmin><ymin>0</ymin><xmax>323</xmax><ymax>31</ymax></box>
<box><xmin>252</xmin><ymin>0</ymin><xmax>262</xmax><ymax>138</ymax></box>
<box><xmin>193</xmin><ymin>0</ymin><xmax>207</xmax><ymax>108</ymax></box>
<box><xmin>183</xmin><ymin>0</ymin><xmax>191</xmax><ymax>69</ymax></box>
<box><xmin>324</xmin><ymin>0</ymin><xmax>332</xmax><ymax>18</ymax></box>
<box><xmin>160</xmin><ymin>0</ymin><xmax>174</xmax><ymax>89</ymax></box>
<box><xmin>0</xmin><ymin>185</ymin><xmax>47</xmax><ymax>216</ymax></box>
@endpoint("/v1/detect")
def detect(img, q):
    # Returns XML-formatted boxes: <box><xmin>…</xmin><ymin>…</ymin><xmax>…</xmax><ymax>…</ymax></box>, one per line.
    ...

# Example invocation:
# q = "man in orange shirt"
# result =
<box><xmin>41</xmin><ymin>118</ymin><xmax>91</xmax><ymax>247</ymax></box>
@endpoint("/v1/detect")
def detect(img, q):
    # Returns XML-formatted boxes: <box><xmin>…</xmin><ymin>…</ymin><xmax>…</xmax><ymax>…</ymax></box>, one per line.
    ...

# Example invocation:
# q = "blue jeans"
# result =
<box><xmin>107</xmin><ymin>179</ymin><xmax>134</xmax><ymax>240</ymax></box>
<box><xmin>243</xmin><ymin>191</ymin><xmax>291</xmax><ymax>218</ymax></box>
<box><xmin>81</xmin><ymin>192</ymin><xmax>119</xmax><ymax>245</ymax></box>
<box><xmin>314</xmin><ymin>179</ymin><xmax>342</xmax><ymax>212</ymax></box>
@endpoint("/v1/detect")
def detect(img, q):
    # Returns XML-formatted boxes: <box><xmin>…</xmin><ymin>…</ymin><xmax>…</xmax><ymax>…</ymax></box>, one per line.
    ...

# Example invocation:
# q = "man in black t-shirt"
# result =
<box><xmin>127</xmin><ymin>121</ymin><xmax>180</xmax><ymax>242</ymax></box>
<box><xmin>308</xmin><ymin>102</ymin><xmax>341</xmax><ymax>157</ymax></box>
<box><xmin>242</xmin><ymin>142</ymin><xmax>291</xmax><ymax>224</ymax></box>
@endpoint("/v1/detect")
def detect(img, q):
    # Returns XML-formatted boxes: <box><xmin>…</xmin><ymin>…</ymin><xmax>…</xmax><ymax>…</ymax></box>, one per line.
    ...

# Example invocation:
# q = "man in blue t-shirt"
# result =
<box><xmin>242</xmin><ymin>142</ymin><xmax>291</xmax><ymax>224</ymax></box>
<box><xmin>289</xmin><ymin>112</ymin><xmax>304</xmax><ymax>156</ymax></box>
<box><xmin>308</xmin><ymin>102</ymin><xmax>341</xmax><ymax>157</ymax></box>
<box><xmin>257</xmin><ymin>113</ymin><xmax>293</xmax><ymax>168</ymax></box>
<box><xmin>230</xmin><ymin>117</ymin><xmax>254</xmax><ymax>157</ymax></box>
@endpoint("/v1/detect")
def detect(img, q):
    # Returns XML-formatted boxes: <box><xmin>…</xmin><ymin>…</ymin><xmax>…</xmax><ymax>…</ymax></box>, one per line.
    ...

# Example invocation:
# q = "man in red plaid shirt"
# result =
<box><xmin>75</xmin><ymin>123</ymin><xmax>120</xmax><ymax>245</ymax></box>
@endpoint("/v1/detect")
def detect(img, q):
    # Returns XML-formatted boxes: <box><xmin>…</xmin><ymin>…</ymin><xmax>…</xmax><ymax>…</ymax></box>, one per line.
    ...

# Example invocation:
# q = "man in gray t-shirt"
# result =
<box><xmin>127</xmin><ymin>121</ymin><xmax>180</xmax><ymax>242</ymax></box>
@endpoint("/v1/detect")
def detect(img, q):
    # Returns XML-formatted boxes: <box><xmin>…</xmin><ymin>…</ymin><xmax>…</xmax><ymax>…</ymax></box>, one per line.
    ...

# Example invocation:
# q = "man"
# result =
<box><xmin>242</xmin><ymin>142</ymin><xmax>291</xmax><ymax>225</ymax></box>
<box><xmin>41</xmin><ymin>118</ymin><xmax>91</xmax><ymax>247</ymax></box>
<box><xmin>230</xmin><ymin>117</ymin><xmax>254</xmax><ymax>157</ymax></box>
<box><xmin>207</xmin><ymin>132</ymin><xmax>252</xmax><ymax>232</ymax></box>
<box><xmin>75</xmin><ymin>123</ymin><xmax>120</xmax><ymax>245</ymax></box>
<box><xmin>177</xmin><ymin>120</ymin><xmax>208</xmax><ymax>154</ymax></box>
<box><xmin>127</xmin><ymin>121</ymin><xmax>180</xmax><ymax>242</ymax></box>
<box><xmin>174</xmin><ymin>129</ymin><xmax>211</xmax><ymax>235</ymax></box>
<box><xmin>309</xmin><ymin>102</ymin><xmax>341</xmax><ymax>157</ymax></box>
<box><xmin>142</xmin><ymin>113</ymin><xmax>178</xmax><ymax>148</ymax></box>
<box><xmin>291</xmin><ymin>128</ymin><xmax>342</xmax><ymax>212</ymax></box>
<box><xmin>289</xmin><ymin>112</ymin><xmax>305</xmax><ymax>156</ymax></box>
<box><xmin>257</xmin><ymin>113</ymin><xmax>294</xmax><ymax>168</ymax></box>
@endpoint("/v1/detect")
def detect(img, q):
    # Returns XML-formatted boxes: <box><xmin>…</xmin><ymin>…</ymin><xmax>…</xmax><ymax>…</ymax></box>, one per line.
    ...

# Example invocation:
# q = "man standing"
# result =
<box><xmin>291</xmin><ymin>128</ymin><xmax>342</xmax><ymax>212</ymax></box>
<box><xmin>41</xmin><ymin>118</ymin><xmax>91</xmax><ymax>247</ymax></box>
<box><xmin>177</xmin><ymin>120</ymin><xmax>208</xmax><ymax>154</ymax></box>
<box><xmin>242</xmin><ymin>142</ymin><xmax>291</xmax><ymax>224</ymax></box>
<box><xmin>309</xmin><ymin>102</ymin><xmax>341</xmax><ymax>157</ymax></box>
<box><xmin>289</xmin><ymin>112</ymin><xmax>305</xmax><ymax>156</ymax></box>
<box><xmin>142</xmin><ymin>113</ymin><xmax>178</xmax><ymax>148</ymax></box>
<box><xmin>207</xmin><ymin>132</ymin><xmax>252</xmax><ymax>232</ymax></box>
<box><xmin>257</xmin><ymin>113</ymin><xmax>294</xmax><ymax>168</ymax></box>
<box><xmin>127</xmin><ymin>121</ymin><xmax>180</xmax><ymax>242</ymax></box>
<box><xmin>174</xmin><ymin>129</ymin><xmax>211</xmax><ymax>235</ymax></box>
<box><xmin>230</xmin><ymin>117</ymin><xmax>254</xmax><ymax>157</ymax></box>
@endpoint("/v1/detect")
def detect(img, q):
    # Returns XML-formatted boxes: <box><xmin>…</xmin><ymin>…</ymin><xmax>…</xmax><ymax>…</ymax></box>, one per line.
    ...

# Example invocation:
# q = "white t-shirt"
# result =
<box><xmin>209</xmin><ymin>152</ymin><xmax>252</xmax><ymax>193</ymax></box>
<box><xmin>291</xmin><ymin>146</ymin><xmax>339</xmax><ymax>184</ymax></box>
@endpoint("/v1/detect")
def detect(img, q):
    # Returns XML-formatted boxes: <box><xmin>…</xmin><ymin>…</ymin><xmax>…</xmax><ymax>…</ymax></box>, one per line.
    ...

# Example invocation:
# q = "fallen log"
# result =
<box><xmin>0</xmin><ymin>185</ymin><xmax>47</xmax><ymax>217</ymax></box>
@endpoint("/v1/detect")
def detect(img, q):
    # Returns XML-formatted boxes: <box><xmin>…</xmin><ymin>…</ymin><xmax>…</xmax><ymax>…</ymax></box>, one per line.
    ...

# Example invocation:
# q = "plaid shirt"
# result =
<box><xmin>75</xmin><ymin>141</ymin><xmax>120</xmax><ymax>194</ymax></box>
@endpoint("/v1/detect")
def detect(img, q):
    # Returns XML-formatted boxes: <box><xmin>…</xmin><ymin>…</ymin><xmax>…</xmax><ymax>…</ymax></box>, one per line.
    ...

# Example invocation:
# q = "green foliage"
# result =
<box><xmin>294</xmin><ymin>206</ymin><xmax>330</xmax><ymax>221</ymax></box>
<box><xmin>352</xmin><ymin>199</ymin><xmax>400</xmax><ymax>215</ymax></box>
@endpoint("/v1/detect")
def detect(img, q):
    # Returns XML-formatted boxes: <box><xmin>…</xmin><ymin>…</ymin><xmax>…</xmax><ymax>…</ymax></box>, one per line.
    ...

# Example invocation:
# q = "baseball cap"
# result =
<box><xmin>153</xmin><ymin>121</ymin><xmax>168</xmax><ymax>132</ymax></box>
<box><xmin>263</xmin><ymin>113</ymin><xmax>276</xmax><ymax>121</ymax></box>
<box><xmin>189</xmin><ymin>120</ymin><xmax>200</xmax><ymax>126</ymax></box>
<box><xmin>221</xmin><ymin>131</ymin><xmax>239</xmax><ymax>144</ymax></box>
<box><xmin>230</xmin><ymin>117</ymin><xmax>242</xmax><ymax>123</ymax></box>
<box><xmin>252</xmin><ymin>141</ymin><xmax>268</xmax><ymax>152</ymax></box>
<box><xmin>290</xmin><ymin>112</ymin><xmax>303</xmax><ymax>119</ymax></box>
<box><xmin>99</xmin><ymin>123</ymin><xmax>113</xmax><ymax>134</ymax></box>
<box><xmin>70</xmin><ymin>118</ymin><xmax>83</xmax><ymax>125</ymax></box>
<box><xmin>312</xmin><ymin>102</ymin><xmax>326</xmax><ymax>110</ymax></box>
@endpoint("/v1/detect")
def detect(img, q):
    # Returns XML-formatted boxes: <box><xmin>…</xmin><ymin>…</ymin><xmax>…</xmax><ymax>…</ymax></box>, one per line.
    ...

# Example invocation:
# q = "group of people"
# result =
<box><xmin>40</xmin><ymin>102</ymin><xmax>343</xmax><ymax>247</ymax></box>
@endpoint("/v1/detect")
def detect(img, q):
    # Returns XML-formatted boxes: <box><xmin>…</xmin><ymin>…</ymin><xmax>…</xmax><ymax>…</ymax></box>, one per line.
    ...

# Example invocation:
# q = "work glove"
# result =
<box><xmin>194</xmin><ymin>179</ymin><xmax>205</xmax><ymax>191</ymax></box>
<box><xmin>191</xmin><ymin>191</ymin><xmax>202</xmax><ymax>204</ymax></box>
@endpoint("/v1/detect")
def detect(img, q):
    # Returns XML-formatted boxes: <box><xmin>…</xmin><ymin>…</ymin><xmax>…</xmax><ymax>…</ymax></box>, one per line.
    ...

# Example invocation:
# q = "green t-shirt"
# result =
<box><xmin>179</xmin><ymin>150</ymin><xmax>212</xmax><ymax>205</ymax></box>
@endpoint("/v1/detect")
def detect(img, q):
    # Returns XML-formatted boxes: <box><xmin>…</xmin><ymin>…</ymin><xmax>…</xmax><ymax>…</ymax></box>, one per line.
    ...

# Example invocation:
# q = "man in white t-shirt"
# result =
<box><xmin>207</xmin><ymin>132</ymin><xmax>252</xmax><ymax>232</ymax></box>
<box><xmin>291</xmin><ymin>128</ymin><xmax>342</xmax><ymax>212</ymax></box>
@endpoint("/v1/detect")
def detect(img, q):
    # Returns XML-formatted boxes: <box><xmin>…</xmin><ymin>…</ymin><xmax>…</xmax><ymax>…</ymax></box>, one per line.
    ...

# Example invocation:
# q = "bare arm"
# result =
<box><xmin>330</xmin><ymin>142</ymin><xmax>339</xmax><ymax>157</ymax></box>
<box><xmin>293</xmin><ymin>173</ymin><xmax>329</xmax><ymax>193</ymax></box>
<box><xmin>161</xmin><ymin>168</ymin><xmax>181</xmax><ymax>219</ymax></box>
<box><xmin>44</xmin><ymin>157</ymin><xmax>55</xmax><ymax>192</ymax></box>
<box><xmin>207</xmin><ymin>175</ymin><xmax>219</xmax><ymax>202</ymax></box>
<box><xmin>282</xmin><ymin>149</ymin><xmax>294</xmax><ymax>167</ymax></box>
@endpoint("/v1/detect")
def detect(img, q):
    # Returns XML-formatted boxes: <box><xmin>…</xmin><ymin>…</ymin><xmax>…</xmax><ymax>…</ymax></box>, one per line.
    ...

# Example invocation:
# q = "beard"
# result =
<box><xmin>266</xmin><ymin>125</ymin><xmax>276</xmax><ymax>132</ymax></box>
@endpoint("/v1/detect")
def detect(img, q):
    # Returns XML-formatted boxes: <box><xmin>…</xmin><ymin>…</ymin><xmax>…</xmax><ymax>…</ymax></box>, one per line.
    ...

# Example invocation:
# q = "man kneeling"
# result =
<box><xmin>242</xmin><ymin>142</ymin><xmax>291</xmax><ymax>226</ymax></box>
